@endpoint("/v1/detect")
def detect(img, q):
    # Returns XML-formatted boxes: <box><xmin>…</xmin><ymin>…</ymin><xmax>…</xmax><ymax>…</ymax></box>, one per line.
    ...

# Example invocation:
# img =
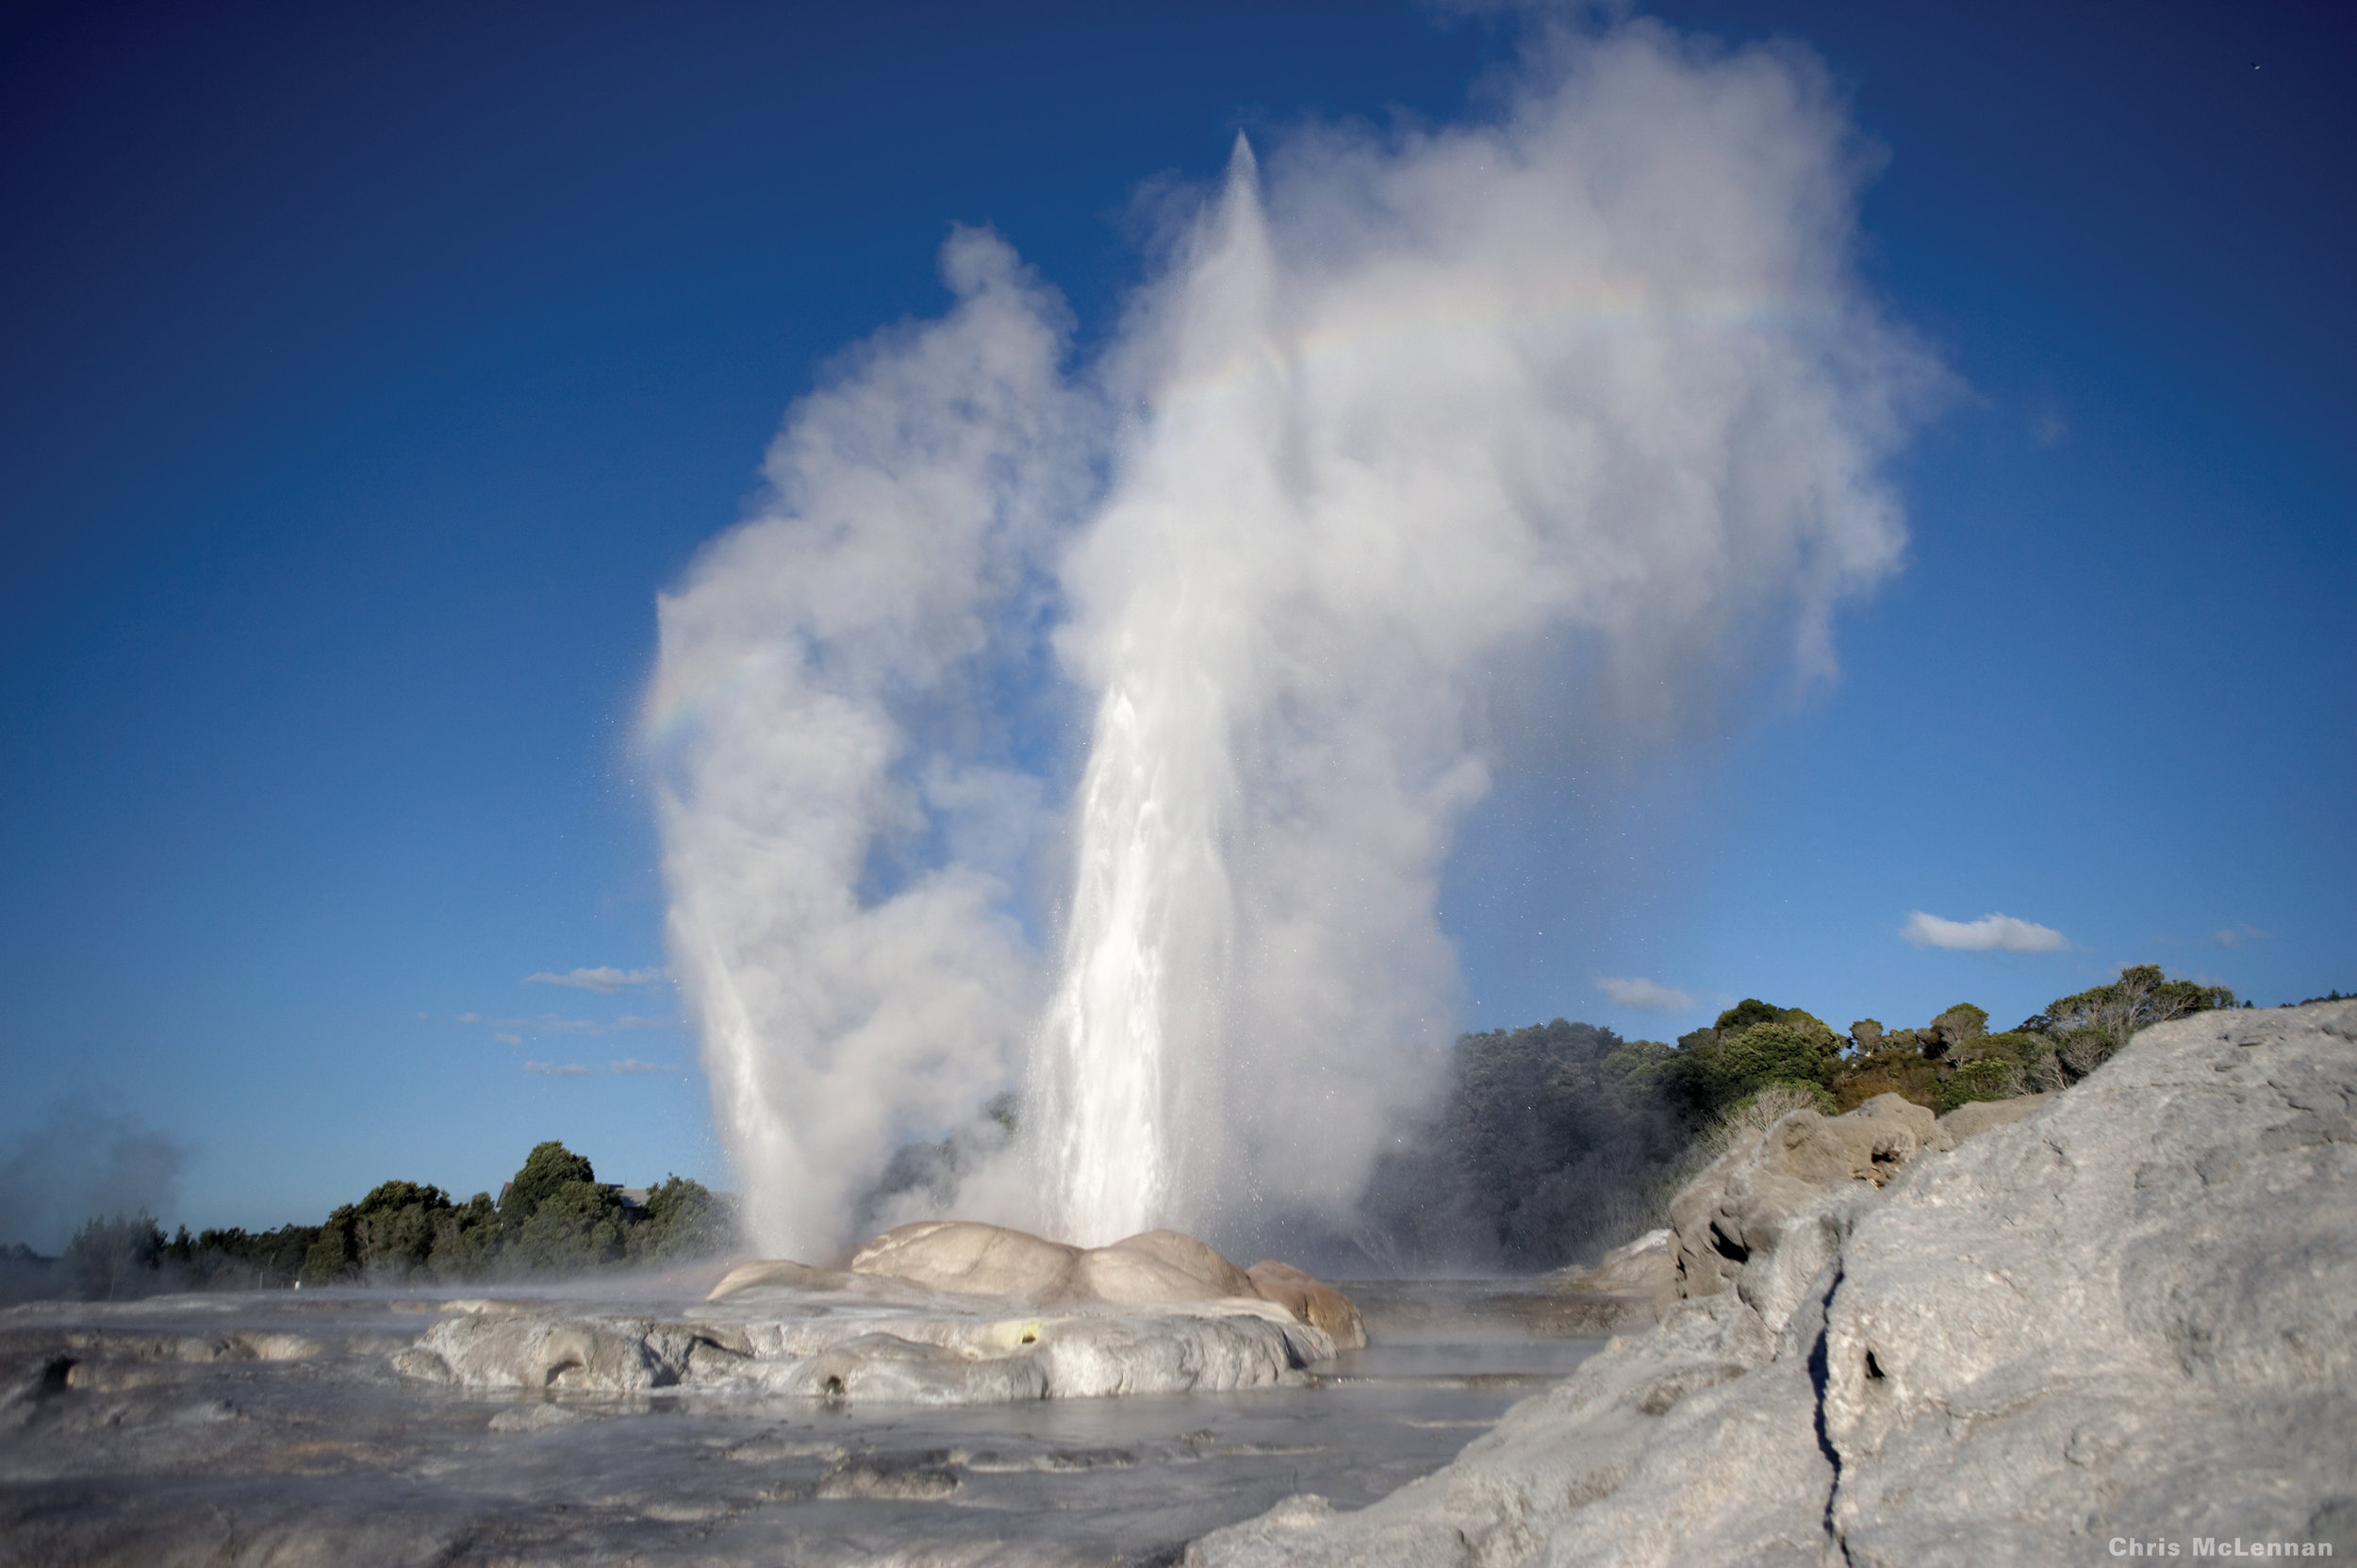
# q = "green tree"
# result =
<box><xmin>1356</xmin><ymin>1018</ymin><xmax>1689</xmax><ymax>1270</ymax></box>
<box><xmin>299</xmin><ymin>1220</ymin><xmax>352</xmax><ymax>1287</ymax></box>
<box><xmin>1665</xmin><ymin>1001</ymin><xmax>1843</xmax><ymax>1118</ymax></box>
<box><xmin>1937</xmin><ymin>1057</ymin><xmax>2018</xmax><ymax>1114</ymax></box>
<box><xmin>429</xmin><ymin>1192</ymin><xmax>501</xmax><ymax>1278</ymax></box>
<box><xmin>1712</xmin><ymin>999</ymin><xmax>1786</xmax><ymax>1035</ymax></box>
<box><xmin>2036</xmin><ymin>965</ymin><xmax>2234</xmax><ymax>1080</ymax></box>
<box><xmin>350</xmin><ymin>1180</ymin><xmax>452</xmax><ymax>1279</ymax></box>
<box><xmin>1710</xmin><ymin>1018</ymin><xmax>1842</xmax><ymax>1102</ymax></box>
<box><xmin>188</xmin><ymin>1224</ymin><xmax>319</xmax><ymax>1289</ymax></box>
<box><xmin>500</xmin><ymin>1141</ymin><xmax>599</xmax><ymax>1235</ymax></box>
<box><xmin>1922</xmin><ymin>1003</ymin><xmax>1989</xmax><ymax>1057</ymax></box>
<box><xmin>627</xmin><ymin>1177</ymin><xmax>737</xmax><ymax>1263</ymax></box>
<box><xmin>507</xmin><ymin>1180</ymin><xmax>627</xmax><ymax>1273</ymax></box>
<box><xmin>302</xmin><ymin>1180</ymin><xmax>456</xmax><ymax>1285</ymax></box>
<box><xmin>1948</xmin><ymin>1031</ymin><xmax>2063</xmax><ymax>1095</ymax></box>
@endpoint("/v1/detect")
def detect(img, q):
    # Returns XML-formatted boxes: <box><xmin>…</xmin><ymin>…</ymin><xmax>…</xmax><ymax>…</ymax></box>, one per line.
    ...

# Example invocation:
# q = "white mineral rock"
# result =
<box><xmin>1188</xmin><ymin>999</ymin><xmax>2357</xmax><ymax>1567</ymax></box>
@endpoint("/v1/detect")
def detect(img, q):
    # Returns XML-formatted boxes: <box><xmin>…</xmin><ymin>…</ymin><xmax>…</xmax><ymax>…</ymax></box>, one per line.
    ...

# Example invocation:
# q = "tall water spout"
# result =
<box><xmin>649</xmin><ymin>27</ymin><xmax>1931</xmax><ymax>1260</ymax></box>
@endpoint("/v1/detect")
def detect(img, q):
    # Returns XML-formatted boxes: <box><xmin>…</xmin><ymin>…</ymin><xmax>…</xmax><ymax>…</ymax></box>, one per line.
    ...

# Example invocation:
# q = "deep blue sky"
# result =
<box><xmin>3</xmin><ymin>0</ymin><xmax>2349</xmax><ymax>1243</ymax></box>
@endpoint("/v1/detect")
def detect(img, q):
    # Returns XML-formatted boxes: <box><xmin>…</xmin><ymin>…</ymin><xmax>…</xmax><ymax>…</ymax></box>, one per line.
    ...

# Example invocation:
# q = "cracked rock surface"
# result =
<box><xmin>1188</xmin><ymin>999</ymin><xmax>2357</xmax><ymax>1567</ymax></box>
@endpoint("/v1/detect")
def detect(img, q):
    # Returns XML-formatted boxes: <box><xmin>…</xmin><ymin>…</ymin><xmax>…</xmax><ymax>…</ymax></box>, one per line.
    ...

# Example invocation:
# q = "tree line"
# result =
<box><xmin>8</xmin><ymin>964</ymin><xmax>2300</xmax><ymax>1296</ymax></box>
<box><xmin>5</xmin><ymin>1140</ymin><xmax>736</xmax><ymax>1302</ymax></box>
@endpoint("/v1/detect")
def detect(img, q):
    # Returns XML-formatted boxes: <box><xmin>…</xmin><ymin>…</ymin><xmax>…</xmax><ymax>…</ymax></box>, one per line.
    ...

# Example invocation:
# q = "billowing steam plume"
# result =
<box><xmin>647</xmin><ymin>24</ymin><xmax>1928</xmax><ymax>1261</ymax></box>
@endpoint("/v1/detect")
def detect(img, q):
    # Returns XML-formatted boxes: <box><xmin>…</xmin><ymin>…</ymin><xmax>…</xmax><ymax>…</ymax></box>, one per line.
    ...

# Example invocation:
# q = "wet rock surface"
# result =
<box><xmin>1244</xmin><ymin>1263</ymin><xmax>1368</xmax><ymax>1352</ymax></box>
<box><xmin>1188</xmin><ymin>999</ymin><xmax>2357</xmax><ymax>1567</ymax></box>
<box><xmin>0</xmin><ymin>1275</ymin><xmax>1592</xmax><ymax>1565</ymax></box>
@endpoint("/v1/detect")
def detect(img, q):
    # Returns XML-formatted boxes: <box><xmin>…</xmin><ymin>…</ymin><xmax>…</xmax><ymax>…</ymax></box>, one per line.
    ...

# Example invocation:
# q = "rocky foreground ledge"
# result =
<box><xmin>0</xmin><ymin>1219</ymin><xmax>1383</xmax><ymax>1560</ymax></box>
<box><xmin>1191</xmin><ymin>999</ymin><xmax>2357</xmax><ymax>1567</ymax></box>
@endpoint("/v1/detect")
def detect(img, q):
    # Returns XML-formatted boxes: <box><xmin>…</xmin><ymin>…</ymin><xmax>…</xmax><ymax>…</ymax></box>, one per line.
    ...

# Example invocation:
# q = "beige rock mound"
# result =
<box><xmin>1545</xmin><ymin>1228</ymin><xmax>1679</xmax><ymax>1334</ymax></box>
<box><xmin>1935</xmin><ymin>1088</ymin><xmax>2055</xmax><ymax>1141</ymax></box>
<box><xmin>703</xmin><ymin>1257</ymin><xmax>860</xmax><ymax>1300</ymax></box>
<box><xmin>825</xmin><ymin>1221</ymin><xmax>1363</xmax><ymax>1345</ymax></box>
<box><xmin>1075</xmin><ymin>1230</ymin><xmax>1257</xmax><ymax>1303</ymax></box>
<box><xmin>1670</xmin><ymin>1091</ymin><xmax>1944</xmax><ymax>1327</ymax></box>
<box><xmin>849</xmin><ymin>1220</ymin><xmax>1080</xmax><ymax>1297</ymax></box>
<box><xmin>1244</xmin><ymin>1262</ymin><xmax>1368</xmax><ymax>1351</ymax></box>
<box><xmin>1559</xmin><ymin>1228</ymin><xmax>1677</xmax><ymax>1298</ymax></box>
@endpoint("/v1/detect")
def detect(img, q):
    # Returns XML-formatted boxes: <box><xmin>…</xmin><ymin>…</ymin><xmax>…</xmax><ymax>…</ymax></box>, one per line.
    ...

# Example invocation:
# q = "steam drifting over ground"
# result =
<box><xmin>0</xmin><ymin>1100</ymin><xmax>190</xmax><ymax>1256</ymax></box>
<box><xmin>646</xmin><ymin>23</ymin><xmax>1933</xmax><ymax>1261</ymax></box>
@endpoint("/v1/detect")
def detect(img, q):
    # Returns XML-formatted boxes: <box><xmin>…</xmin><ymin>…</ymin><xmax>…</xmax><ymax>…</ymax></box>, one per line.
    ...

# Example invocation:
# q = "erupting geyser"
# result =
<box><xmin>645</xmin><ymin>25</ymin><xmax>1932</xmax><ymax>1260</ymax></box>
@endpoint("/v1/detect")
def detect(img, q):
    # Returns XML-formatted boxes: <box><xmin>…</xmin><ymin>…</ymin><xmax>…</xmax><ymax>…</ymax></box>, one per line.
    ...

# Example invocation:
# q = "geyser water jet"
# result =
<box><xmin>648</xmin><ymin>24</ymin><xmax>1933</xmax><ymax>1261</ymax></box>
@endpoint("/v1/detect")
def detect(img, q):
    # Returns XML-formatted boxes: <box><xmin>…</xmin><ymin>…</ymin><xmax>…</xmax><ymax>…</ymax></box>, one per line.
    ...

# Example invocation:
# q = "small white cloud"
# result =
<box><xmin>524</xmin><ymin>966</ymin><xmax>668</xmax><ymax>993</ymax></box>
<box><xmin>1902</xmin><ymin>911</ymin><xmax>2069</xmax><ymax>952</ymax></box>
<box><xmin>1595</xmin><ymin>977</ymin><xmax>1697</xmax><ymax>1012</ymax></box>
<box><xmin>486</xmin><ymin>1014</ymin><xmax>671</xmax><ymax>1041</ymax></box>
<box><xmin>609</xmin><ymin>1058</ymin><xmax>678</xmax><ymax>1074</ymax></box>
<box><xmin>523</xmin><ymin>1061</ymin><xmax>592</xmax><ymax>1077</ymax></box>
<box><xmin>495</xmin><ymin>1032</ymin><xmax>523</xmax><ymax>1047</ymax></box>
<box><xmin>2214</xmin><ymin>926</ymin><xmax>2272</xmax><ymax>949</ymax></box>
<box><xmin>496</xmin><ymin>1015</ymin><xmax>604</xmax><ymax>1035</ymax></box>
<box><xmin>457</xmin><ymin>1012</ymin><xmax>482</xmax><ymax>1024</ymax></box>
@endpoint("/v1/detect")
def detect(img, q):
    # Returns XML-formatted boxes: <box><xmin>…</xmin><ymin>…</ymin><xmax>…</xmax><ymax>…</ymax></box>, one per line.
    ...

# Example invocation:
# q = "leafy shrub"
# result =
<box><xmin>1953</xmin><ymin>1031</ymin><xmax>2065</xmax><ymax>1094</ymax></box>
<box><xmin>2038</xmin><ymin>965</ymin><xmax>2234</xmax><ymax>1081</ymax></box>
<box><xmin>1937</xmin><ymin>1057</ymin><xmax>2019</xmax><ymax>1114</ymax></box>
<box><xmin>1710</xmin><ymin>1020</ymin><xmax>1841</xmax><ymax>1103</ymax></box>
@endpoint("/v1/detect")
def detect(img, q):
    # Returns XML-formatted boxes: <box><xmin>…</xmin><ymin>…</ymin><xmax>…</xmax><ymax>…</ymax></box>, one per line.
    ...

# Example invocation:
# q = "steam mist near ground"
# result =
<box><xmin>0</xmin><ymin>1099</ymin><xmax>190</xmax><ymax>1255</ymax></box>
<box><xmin>645</xmin><ymin>22</ymin><xmax>1934</xmax><ymax>1263</ymax></box>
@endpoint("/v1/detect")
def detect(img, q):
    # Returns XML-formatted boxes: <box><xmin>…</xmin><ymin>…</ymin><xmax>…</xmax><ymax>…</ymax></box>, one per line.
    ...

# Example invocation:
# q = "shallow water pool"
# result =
<box><xmin>0</xmin><ymin>1279</ymin><xmax>1599</xmax><ymax>1566</ymax></box>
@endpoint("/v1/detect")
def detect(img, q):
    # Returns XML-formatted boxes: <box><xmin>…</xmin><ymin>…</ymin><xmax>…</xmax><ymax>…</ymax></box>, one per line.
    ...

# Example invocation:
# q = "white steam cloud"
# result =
<box><xmin>525</xmin><ymin>966</ymin><xmax>668</xmax><ymax>992</ymax></box>
<box><xmin>648</xmin><ymin>23</ymin><xmax>1930</xmax><ymax>1260</ymax></box>
<box><xmin>1596</xmin><ymin>977</ymin><xmax>1698</xmax><ymax>1013</ymax></box>
<box><xmin>1902</xmin><ymin>911</ymin><xmax>2069</xmax><ymax>952</ymax></box>
<box><xmin>0</xmin><ymin>1099</ymin><xmax>191</xmax><ymax>1253</ymax></box>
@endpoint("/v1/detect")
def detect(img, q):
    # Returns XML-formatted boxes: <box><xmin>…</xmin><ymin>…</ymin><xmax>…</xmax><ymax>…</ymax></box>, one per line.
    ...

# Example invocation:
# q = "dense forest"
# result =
<box><xmin>1</xmin><ymin>1140</ymin><xmax>735</xmax><ymax>1303</ymax></box>
<box><xmin>1355</xmin><ymin>963</ymin><xmax>2246</xmax><ymax>1272</ymax></box>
